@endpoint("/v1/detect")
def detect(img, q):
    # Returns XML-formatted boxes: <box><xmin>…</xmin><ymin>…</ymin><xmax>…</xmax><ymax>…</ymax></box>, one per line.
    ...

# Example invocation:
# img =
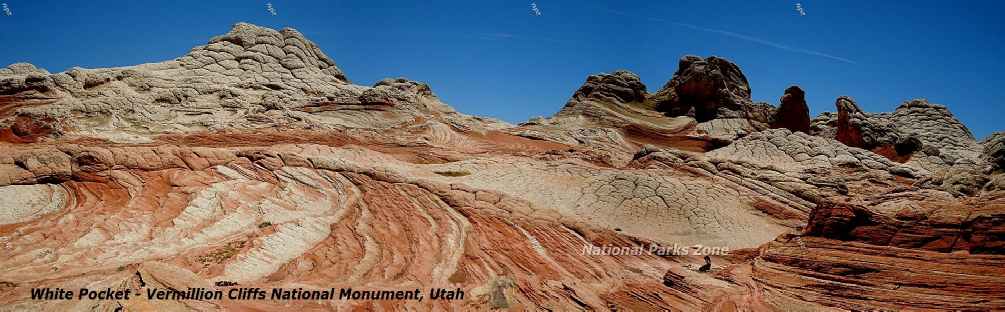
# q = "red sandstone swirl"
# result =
<box><xmin>0</xmin><ymin>143</ymin><xmax>715</xmax><ymax>311</ymax></box>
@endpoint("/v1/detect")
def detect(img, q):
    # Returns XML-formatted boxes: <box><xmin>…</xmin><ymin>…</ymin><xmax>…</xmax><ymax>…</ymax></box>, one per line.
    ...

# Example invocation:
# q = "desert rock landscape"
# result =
<box><xmin>1</xmin><ymin>23</ymin><xmax>1002</xmax><ymax>311</ymax></box>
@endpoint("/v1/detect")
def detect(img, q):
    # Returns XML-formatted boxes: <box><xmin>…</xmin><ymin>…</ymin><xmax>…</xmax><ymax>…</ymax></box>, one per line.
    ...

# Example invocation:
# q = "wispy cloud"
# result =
<box><xmin>480</xmin><ymin>33</ymin><xmax>517</xmax><ymax>40</ymax></box>
<box><xmin>605</xmin><ymin>9</ymin><xmax>855</xmax><ymax>64</ymax></box>
<box><xmin>477</xmin><ymin>32</ymin><xmax>570</xmax><ymax>44</ymax></box>
<box><xmin>672</xmin><ymin>22</ymin><xmax>855</xmax><ymax>64</ymax></box>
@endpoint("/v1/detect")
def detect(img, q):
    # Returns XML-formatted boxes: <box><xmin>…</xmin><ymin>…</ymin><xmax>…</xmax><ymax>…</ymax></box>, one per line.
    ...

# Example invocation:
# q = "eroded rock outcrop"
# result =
<box><xmin>524</xmin><ymin>57</ymin><xmax>781</xmax><ymax>166</ymax></box>
<box><xmin>813</xmin><ymin>97</ymin><xmax>974</xmax><ymax>170</ymax></box>
<box><xmin>565</xmin><ymin>70</ymin><xmax>647</xmax><ymax>106</ymax></box>
<box><xmin>893</xmin><ymin>99</ymin><xmax>981</xmax><ymax>169</ymax></box>
<box><xmin>652</xmin><ymin>56</ymin><xmax>754</xmax><ymax>122</ymax></box>
<box><xmin>751</xmin><ymin>185</ymin><xmax>1005</xmax><ymax>310</ymax></box>
<box><xmin>817</xmin><ymin>96</ymin><xmax>902</xmax><ymax>150</ymax></box>
<box><xmin>523</xmin><ymin>70</ymin><xmax>700</xmax><ymax>166</ymax></box>
<box><xmin>983</xmin><ymin>132</ymin><xmax>1005</xmax><ymax>173</ymax></box>
<box><xmin>645</xmin><ymin>55</ymin><xmax>779</xmax><ymax>142</ymax></box>
<box><xmin>0</xmin><ymin>63</ymin><xmax>53</xmax><ymax>96</ymax></box>
<box><xmin>805</xmin><ymin>196</ymin><xmax>1004</xmax><ymax>253</ymax></box>
<box><xmin>833</xmin><ymin>96</ymin><xmax>864</xmax><ymax>143</ymax></box>
<box><xmin>770</xmin><ymin>85</ymin><xmax>810</xmax><ymax>133</ymax></box>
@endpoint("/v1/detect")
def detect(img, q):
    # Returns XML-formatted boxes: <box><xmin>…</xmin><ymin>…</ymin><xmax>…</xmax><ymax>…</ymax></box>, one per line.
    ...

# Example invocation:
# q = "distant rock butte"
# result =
<box><xmin>1</xmin><ymin>23</ymin><xmax>1003</xmax><ymax>311</ymax></box>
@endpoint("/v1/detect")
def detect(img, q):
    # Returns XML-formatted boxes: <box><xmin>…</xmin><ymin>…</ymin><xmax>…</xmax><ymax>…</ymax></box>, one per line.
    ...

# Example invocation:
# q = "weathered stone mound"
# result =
<box><xmin>770</xmin><ymin>85</ymin><xmax>810</xmax><ymax>133</ymax></box>
<box><xmin>916</xmin><ymin>131</ymin><xmax>1005</xmax><ymax>195</ymax></box>
<box><xmin>565</xmin><ymin>70</ymin><xmax>646</xmax><ymax>105</ymax></box>
<box><xmin>358</xmin><ymin>78</ymin><xmax>435</xmax><ymax>107</ymax></box>
<box><xmin>192</xmin><ymin>22</ymin><xmax>349</xmax><ymax>85</ymax></box>
<box><xmin>891</xmin><ymin>99</ymin><xmax>981</xmax><ymax>168</ymax></box>
<box><xmin>0</xmin><ymin>23</ymin><xmax>510</xmax><ymax>143</ymax></box>
<box><xmin>551</xmin><ymin>69</ymin><xmax>658</xmax><ymax>128</ymax></box>
<box><xmin>0</xmin><ymin>63</ymin><xmax>53</xmax><ymax>96</ymax></box>
<box><xmin>0</xmin><ymin>23</ymin><xmax>359</xmax><ymax>136</ymax></box>
<box><xmin>2</xmin><ymin>23</ymin><xmax>348</xmax><ymax>100</ymax></box>
<box><xmin>549</xmin><ymin>56</ymin><xmax>797</xmax><ymax>146</ymax></box>
<box><xmin>652</xmin><ymin>55</ymin><xmax>756</xmax><ymax>122</ymax></box>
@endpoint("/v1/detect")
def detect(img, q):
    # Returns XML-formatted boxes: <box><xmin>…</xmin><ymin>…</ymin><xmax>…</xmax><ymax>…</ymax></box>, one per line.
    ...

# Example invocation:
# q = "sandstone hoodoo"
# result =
<box><xmin>2</xmin><ymin>22</ymin><xmax>1003</xmax><ymax>311</ymax></box>
<box><xmin>770</xmin><ymin>85</ymin><xmax>811</xmax><ymax>133</ymax></box>
<box><xmin>833</xmin><ymin>96</ymin><xmax>868</xmax><ymax>147</ymax></box>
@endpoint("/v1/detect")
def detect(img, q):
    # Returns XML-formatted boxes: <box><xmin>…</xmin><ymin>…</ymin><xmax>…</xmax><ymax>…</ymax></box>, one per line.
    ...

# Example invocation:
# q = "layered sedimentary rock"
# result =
<box><xmin>520</xmin><ymin>70</ymin><xmax>699</xmax><ymax>167</ymax></box>
<box><xmin>754</xmin><ymin>235</ymin><xmax>1005</xmax><ymax>311</ymax></box>
<box><xmin>754</xmin><ymin>174</ymin><xmax>1005</xmax><ymax>310</ymax></box>
<box><xmin>2</xmin><ymin>23</ymin><xmax>1003</xmax><ymax>311</ymax></box>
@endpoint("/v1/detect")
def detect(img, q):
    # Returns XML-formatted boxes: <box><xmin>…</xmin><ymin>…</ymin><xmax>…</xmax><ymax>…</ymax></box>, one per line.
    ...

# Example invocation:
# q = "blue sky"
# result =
<box><xmin>1</xmin><ymin>0</ymin><xmax>1002</xmax><ymax>139</ymax></box>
